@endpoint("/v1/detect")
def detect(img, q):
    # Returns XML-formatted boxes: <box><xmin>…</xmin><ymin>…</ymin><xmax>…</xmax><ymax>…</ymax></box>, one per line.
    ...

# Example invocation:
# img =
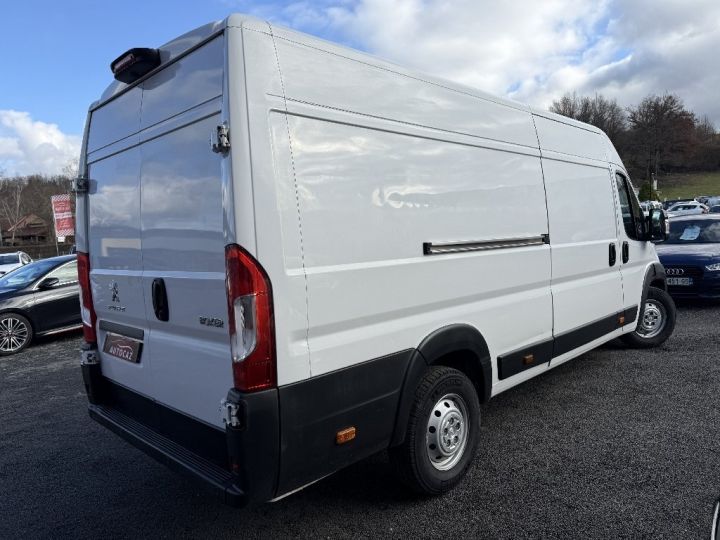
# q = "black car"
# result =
<box><xmin>0</xmin><ymin>255</ymin><xmax>80</xmax><ymax>355</ymax></box>
<box><xmin>655</xmin><ymin>215</ymin><xmax>720</xmax><ymax>299</ymax></box>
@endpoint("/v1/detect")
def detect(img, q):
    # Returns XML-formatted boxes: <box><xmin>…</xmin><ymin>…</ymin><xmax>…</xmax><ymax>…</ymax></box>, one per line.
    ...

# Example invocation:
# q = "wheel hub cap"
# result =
<box><xmin>637</xmin><ymin>299</ymin><xmax>666</xmax><ymax>339</ymax></box>
<box><xmin>426</xmin><ymin>393</ymin><xmax>469</xmax><ymax>471</ymax></box>
<box><xmin>0</xmin><ymin>317</ymin><xmax>28</xmax><ymax>353</ymax></box>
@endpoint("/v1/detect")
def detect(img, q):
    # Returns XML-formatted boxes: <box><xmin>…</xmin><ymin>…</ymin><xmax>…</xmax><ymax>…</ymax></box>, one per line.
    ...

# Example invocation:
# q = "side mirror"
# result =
<box><xmin>37</xmin><ymin>277</ymin><xmax>60</xmax><ymax>289</ymax></box>
<box><xmin>648</xmin><ymin>208</ymin><xmax>668</xmax><ymax>242</ymax></box>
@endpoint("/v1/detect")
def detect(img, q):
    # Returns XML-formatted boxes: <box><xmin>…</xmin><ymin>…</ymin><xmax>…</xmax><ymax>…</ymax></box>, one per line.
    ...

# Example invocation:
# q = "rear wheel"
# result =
<box><xmin>390</xmin><ymin>366</ymin><xmax>480</xmax><ymax>495</ymax></box>
<box><xmin>0</xmin><ymin>313</ymin><xmax>33</xmax><ymax>356</ymax></box>
<box><xmin>621</xmin><ymin>287</ymin><xmax>676</xmax><ymax>348</ymax></box>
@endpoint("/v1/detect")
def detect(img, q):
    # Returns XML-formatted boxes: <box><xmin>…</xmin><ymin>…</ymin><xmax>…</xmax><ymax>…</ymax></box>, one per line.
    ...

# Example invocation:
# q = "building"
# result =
<box><xmin>1</xmin><ymin>214</ymin><xmax>50</xmax><ymax>246</ymax></box>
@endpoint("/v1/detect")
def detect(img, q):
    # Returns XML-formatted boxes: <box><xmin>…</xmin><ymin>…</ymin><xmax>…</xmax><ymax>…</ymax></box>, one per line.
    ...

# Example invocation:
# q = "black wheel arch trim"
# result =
<box><xmin>390</xmin><ymin>324</ymin><xmax>492</xmax><ymax>447</ymax></box>
<box><xmin>641</xmin><ymin>262</ymin><xmax>667</xmax><ymax>309</ymax></box>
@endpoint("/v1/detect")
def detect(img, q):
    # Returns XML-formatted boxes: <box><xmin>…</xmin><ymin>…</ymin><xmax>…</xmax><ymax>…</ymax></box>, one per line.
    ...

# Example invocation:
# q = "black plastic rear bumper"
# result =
<box><xmin>88</xmin><ymin>402</ymin><xmax>247</xmax><ymax>506</ymax></box>
<box><xmin>81</xmin><ymin>361</ymin><xmax>279</xmax><ymax>507</ymax></box>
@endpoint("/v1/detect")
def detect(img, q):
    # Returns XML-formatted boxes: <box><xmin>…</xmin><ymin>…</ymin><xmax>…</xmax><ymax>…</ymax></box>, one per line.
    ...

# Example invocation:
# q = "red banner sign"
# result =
<box><xmin>51</xmin><ymin>194</ymin><xmax>75</xmax><ymax>238</ymax></box>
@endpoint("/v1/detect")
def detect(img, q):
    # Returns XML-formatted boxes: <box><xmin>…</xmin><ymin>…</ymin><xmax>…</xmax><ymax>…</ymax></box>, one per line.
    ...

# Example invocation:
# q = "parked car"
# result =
<box><xmin>0</xmin><ymin>251</ymin><xmax>32</xmax><ymax>275</ymax></box>
<box><xmin>77</xmin><ymin>14</ymin><xmax>675</xmax><ymax>507</ymax></box>
<box><xmin>640</xmin><ymin>201</ymin><xmax>662</xmax><ymax>217</ymax></box>
<box><xmin>710</xmin><ymin>205</ymin><xmax>720</xmax><ymax>214</ymax></box>
<box><xmin>655</xmin><ymin>215</ymin><xmax>720</xmax><ymax>299</ymax></box>
<box><xmin>663</xmin><ymin>198</ymin><xmax>692</xmax><ymax>210</ymax></box>
<box><xmin>666</xmin><ymin>201</ymin><xmax>709</xmax><ymax>217</ymax></box>
<box><xmin>0</xmin><ymin>255</ymin><xmax>80</xmax><ymax>355</ymax></box>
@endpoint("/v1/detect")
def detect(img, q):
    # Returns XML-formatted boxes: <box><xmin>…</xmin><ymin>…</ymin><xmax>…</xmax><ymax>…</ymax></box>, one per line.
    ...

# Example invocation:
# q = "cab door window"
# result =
<box><xmin>615</xmin><ymin>173</ymin><xmax>645</xmax><ymax>240</ymax></box>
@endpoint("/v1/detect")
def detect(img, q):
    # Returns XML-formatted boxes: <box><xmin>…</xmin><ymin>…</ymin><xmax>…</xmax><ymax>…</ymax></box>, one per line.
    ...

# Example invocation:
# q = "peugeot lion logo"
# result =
<box><xmin>109</xmin><ymin>281</ymin><xmax>120</xmax><ymax>303</ymax></box>
<box><xmin>666</xmin><ymin>268</ymin><xmax>685</xmax><ymax>276</ymax></box>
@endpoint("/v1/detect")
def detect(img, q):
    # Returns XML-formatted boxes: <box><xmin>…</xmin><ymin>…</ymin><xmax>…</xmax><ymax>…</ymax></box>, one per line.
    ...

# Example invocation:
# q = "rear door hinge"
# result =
<box><xmin>211</xmin><ymin>124</ymin><xmax>230</xmax><ymax>154</ymax></box>
<box><xmin>72</xmin><ymin>176</ymin><xmax>90</xmax><ymax>193</ymax></box>
<box><xmin>220</xmin><ymin>398</ymin><xmax>242</xmax><ymax>428</ymax></box>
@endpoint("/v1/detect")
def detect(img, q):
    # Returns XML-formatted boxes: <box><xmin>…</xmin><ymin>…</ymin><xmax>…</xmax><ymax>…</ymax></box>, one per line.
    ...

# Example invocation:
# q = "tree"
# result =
<box><xmin>625</xmin><ymin>94</ymin><xmax>696</xmax><ymax>180</ymax></box>
<box><xmin>0</xmin><ymin>176</ymin><xmax>27</xmax><ymax>245</ymax></box>
<box><xmin>550</xmin><ymin>92</ymin><xmax>627</xmax><ymax>146</ymax></box>
<box><xmin>638</xmin><ymin>181</ymin><xmax>656</xmax><ymax>201</ymax></box>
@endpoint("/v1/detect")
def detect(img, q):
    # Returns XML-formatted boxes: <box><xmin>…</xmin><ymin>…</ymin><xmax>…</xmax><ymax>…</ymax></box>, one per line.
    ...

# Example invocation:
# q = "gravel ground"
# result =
<box><xmin>1</xmin><ymin>303</ymin><xmax>719</xmax><ymax>539</ymax></box>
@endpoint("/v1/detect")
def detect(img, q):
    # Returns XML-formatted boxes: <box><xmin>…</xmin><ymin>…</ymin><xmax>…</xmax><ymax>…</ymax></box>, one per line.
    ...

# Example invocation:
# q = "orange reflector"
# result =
<box><xmin>336</xmin><ymin>427</ymin><xmax>356</xmax><ymax>445</ymax></box>
<box><xmin>523</xmin><ymin>354</ymin><xmax>535</xmax><ymax>365</ymax></box>
<box><xmin>618</xmin><ymin>315</ymin><xmax>625</xmax><ymax>325</ymax></box>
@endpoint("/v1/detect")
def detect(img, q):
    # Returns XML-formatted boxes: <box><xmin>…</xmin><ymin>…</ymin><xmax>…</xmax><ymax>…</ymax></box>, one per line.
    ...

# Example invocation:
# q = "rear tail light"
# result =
<box><xmin>77</xmin><ymin>252</ymin><xmax>97</xmax><ymax>344</ymax></box>
<box><xmin>225</xmin><ymin>244</ymin><xmax>276</xmax><ymax>392</ymax></box>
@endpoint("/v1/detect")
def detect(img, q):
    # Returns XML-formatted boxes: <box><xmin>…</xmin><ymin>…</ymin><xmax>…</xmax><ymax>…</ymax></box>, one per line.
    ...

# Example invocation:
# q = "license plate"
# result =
<box><xmin>103</xmin><ymin>332</ymin><xmax>143</xmax><ymax>363</ymax></box>
<box><xmin>667</xmin><ymin>277</ymin><xmax>693</xmax><ymax>286</ymax></box>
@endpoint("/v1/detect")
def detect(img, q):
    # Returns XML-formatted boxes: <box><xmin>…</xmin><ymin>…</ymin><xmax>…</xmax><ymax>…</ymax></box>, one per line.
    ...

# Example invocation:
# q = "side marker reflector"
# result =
<box><xmin>336</xmin><ymin>427</ymin><xmax>356</xmax><ymax>445</ymax></box>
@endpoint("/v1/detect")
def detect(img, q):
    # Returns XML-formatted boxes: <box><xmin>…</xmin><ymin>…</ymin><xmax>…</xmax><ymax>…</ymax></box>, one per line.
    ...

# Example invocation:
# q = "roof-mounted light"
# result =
<box><xmin>110</xmin><ymin>48</ymin><xmax>161</xmax><ymax>84</ymax></box>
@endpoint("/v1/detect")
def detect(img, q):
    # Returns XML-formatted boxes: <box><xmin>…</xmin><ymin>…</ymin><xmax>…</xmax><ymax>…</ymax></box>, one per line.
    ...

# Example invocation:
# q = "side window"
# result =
<box><xmin>615</xmin><ymin>173</ymin><xmax>645</xmax><ymax>240</ymax></box>
<box><xmin>45</xmin><ymin>261</ymin><xmax>78</xmax><ymax>286</ymax></box>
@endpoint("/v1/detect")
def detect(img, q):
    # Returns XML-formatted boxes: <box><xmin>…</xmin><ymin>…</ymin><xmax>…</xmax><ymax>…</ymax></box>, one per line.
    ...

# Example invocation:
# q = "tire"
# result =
<box><xmin>0</xmin><ymin>313</ymin><xmax>33</xmax><ymax>356</ymax></box>
<box><xmin>621</xmin><ymin>287</ymin><xmax>676</xmax><ymax>348</ymax></box>
<box><xmin>389</xmin><ymin>366</ymin><xmax>480</xmax><ymax>495</ymax></box>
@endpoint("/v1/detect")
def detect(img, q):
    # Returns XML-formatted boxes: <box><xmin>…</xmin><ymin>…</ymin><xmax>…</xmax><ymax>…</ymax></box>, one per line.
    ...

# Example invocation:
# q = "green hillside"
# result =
<box><xmin>652</xmin><ymin>171</ymin><xmax>720</xmax><ymax>201</ymax></box>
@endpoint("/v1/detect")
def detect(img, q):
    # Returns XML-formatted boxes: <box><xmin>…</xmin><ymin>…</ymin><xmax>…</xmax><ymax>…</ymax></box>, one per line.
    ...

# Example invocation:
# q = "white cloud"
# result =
<box><xmin>263</xmin><ymin>0</ymin><xmax>720</xmax><ymax>127</ymax></box>
<box><xmin>0</xmin><ymin>110</ymin><xmax>81</xmax><ymax>176</ymax></box>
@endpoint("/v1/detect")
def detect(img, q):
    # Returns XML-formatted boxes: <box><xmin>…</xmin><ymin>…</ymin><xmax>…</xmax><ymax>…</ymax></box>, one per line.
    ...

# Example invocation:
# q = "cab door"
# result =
<box><xmin>612</xmin><ymin>169</ymin><xmax>655</xmax><ymax>329</ymax></box>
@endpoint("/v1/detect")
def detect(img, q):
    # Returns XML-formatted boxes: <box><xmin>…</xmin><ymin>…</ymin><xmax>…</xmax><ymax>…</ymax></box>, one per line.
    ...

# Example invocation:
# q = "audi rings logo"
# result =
<box><xmin>667</xmin><ymin>268</ymin><xmax>685</xmax><ymax>276</ymax></box>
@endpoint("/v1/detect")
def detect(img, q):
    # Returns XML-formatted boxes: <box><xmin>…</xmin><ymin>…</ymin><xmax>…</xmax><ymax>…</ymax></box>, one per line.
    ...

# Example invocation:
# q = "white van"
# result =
<box><xmin>77</xmin><ymin>14</ymin><xmax>675</xmax><ymax>506</ymax></box>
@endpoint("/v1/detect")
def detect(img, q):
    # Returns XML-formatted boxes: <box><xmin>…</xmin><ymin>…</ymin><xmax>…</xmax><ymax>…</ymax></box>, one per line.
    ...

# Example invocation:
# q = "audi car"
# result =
<box><xmin>0</xmin><ymin>255</ymin><xmax>80</xmax><ymax>356</ymax></box>
<box><xmin>655</xmin><ymin>215</ymin><xmax>720</xmax><ymax>299</ymax></box>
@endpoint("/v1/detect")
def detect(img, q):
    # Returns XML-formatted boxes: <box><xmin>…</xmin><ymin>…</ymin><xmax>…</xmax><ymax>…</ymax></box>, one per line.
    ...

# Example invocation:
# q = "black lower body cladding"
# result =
<box><xmin>82</xmin><ymin>349</ymin><xmax>414</xmax><ymax>504</ymax></box>
<box><xmin>276</xmin><ymin>350</ymin><xmax>413</xmax><ymax>495</ymax></box>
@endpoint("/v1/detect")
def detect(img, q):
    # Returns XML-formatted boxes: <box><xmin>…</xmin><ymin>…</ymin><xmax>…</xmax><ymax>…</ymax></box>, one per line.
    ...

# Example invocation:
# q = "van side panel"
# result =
<box><xmin>270</xmin><ymin>108</ymin><xmax>553</xmax><ymax>385</ymax></box>
<box><xmin>239</xmin><ymin>26</ymin><xmax>312</xmax><ymax>387</ymax></box>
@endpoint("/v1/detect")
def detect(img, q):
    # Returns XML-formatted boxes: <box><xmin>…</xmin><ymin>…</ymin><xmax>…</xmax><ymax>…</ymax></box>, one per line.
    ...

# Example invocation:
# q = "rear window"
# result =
<box><xmin>0</xmin><ymin>254</ymin><xmax>19</xmax><ymax>264</ymax></box>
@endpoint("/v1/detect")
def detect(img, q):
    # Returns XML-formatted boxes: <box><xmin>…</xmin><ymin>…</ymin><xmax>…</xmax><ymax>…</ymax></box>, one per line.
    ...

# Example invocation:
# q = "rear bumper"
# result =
<box><xmin>81</xmin><ymin>361</ymin><xmax>279</xmax><ymax>507</ymax></box>
<box><xmin>88</xmin><ymin>402</ymin><xmax>247</xmax><ymax>506</ymax></box>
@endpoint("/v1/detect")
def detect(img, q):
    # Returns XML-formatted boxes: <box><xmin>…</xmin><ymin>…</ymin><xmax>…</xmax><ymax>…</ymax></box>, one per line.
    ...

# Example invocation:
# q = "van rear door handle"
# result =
<box><xmin>622</xmin><ymin>241</ymin><xmax>629</xmax><ymax>264</ymax></box>
<box><xmin>609</xmin><ymin>243</ymin><xmax>617</xmax><ymax>267</ymax></box>
<box><xmin>151</xmin><ymin>278</ymin><xmax>169</xmax><ymax>322</ymax></box>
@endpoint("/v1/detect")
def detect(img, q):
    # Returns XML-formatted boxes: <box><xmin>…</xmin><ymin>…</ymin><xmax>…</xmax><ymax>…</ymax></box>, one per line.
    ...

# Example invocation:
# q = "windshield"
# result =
<box><xmin>0</xmin><ymin>259</ymin><xmax>60</xmax><ymax>289</ymax></box>
<box><xmin>666</xmin><ymin>220</ymin><xmax>720</xmax><ymax>244</ymax></box>
<box><xmin>0</xmin><ymin>254</ymin><xmax>20</xmax><ymax>265</ymax></box>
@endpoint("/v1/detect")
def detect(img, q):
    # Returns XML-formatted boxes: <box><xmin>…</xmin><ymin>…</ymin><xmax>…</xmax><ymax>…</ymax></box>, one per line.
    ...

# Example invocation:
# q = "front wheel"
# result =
<box><xmin>621</xmin><ymin>287</ymin><xmax>676</xmax><ymax>348</ymax></box>
<box><xmin>389</xmin><ymin>366</ymin><xmax>480</xmax><ymax>495</ymax></box>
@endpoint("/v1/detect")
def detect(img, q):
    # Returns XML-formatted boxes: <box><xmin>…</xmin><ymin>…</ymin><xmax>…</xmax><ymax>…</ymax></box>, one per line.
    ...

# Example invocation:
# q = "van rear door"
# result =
<box><xmin>86</xmin><ymin>36</ymin><xmax>232</xmax><ymax>427</ymax></box>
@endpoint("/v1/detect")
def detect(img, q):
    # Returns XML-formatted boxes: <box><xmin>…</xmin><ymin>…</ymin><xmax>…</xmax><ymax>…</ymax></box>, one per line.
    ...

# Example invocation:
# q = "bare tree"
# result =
<box><xmin>626</xmin><ymin>94</ymin><xmax>696</xmax><ymax>179</ymax></box>
<box><xmin>0</xmin><ymin>177</ymin><xmax>27</xmax><ymax>245</ymax></box>
<box><xmin>550</xmin><ymin>92</ymin><xmax>626</xmax><ymax>145</ymax></box>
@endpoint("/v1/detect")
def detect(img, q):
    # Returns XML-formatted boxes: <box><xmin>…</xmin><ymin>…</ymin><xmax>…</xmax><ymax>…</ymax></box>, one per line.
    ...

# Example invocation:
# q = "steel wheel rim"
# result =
<box><xmin>426</xmin><ymin>393</ymin><xmax>470</xmax><ymax>471</ymax></box>
<box><xmin>0</xmin><ymin>317</ymin><xmax>29</xmax><ymax>352</ymax></box>
<box><xmin>637</xmin><ymin>299</ymin><xmax>666</xmax><ymax>339</ymax></box>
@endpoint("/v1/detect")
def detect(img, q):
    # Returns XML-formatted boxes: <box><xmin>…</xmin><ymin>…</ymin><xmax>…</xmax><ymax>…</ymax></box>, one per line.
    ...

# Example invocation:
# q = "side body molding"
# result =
<box><xmin>390</xmin><ymin>324</ymin><xmax>492</xmax><ymax>447</ymax></box>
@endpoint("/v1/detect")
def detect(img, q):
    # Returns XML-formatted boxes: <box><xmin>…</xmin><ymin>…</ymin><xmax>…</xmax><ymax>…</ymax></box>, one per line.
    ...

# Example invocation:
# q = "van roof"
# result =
<box><xmin>93</xmin><ymin>13</ymin><xmax>605</xmax><ymax>141</ymax></box>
